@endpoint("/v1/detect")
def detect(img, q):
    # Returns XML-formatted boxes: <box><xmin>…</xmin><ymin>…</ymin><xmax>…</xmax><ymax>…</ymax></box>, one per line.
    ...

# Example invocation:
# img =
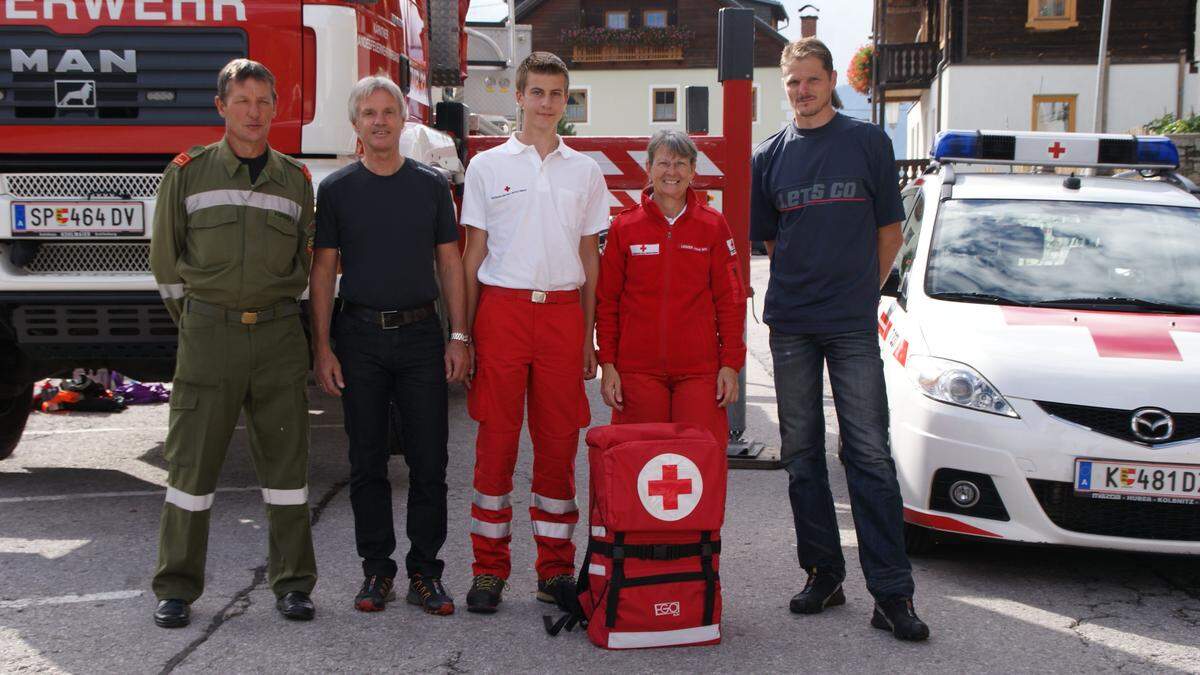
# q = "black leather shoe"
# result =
<box><xmin>407</xmin><ymin>575</ymin><xmax>455</xmax><ymax>616</ymax></box>
<box><xmin>465</xmin><ymin>574</ymin><xmax>505</xmax><ymax>614</ymax></box>
<box><xmin>871</xmin><ymin>597</ymin><xmax>930</xmax><ymax>641</ymax></box>
<box><xmin>154</xmin><ymin>599</ymin><xmax>190</xmax><ymax>628</ymax></box>
<box><xmin>276</xmin><ymin>591</ymin><xmax>315</xmax><ymax>621</ymax></box>
<box><xmin>789</xmin><ymin>569</ymin><xmax>846</xmax><ymax>615</ymax></box>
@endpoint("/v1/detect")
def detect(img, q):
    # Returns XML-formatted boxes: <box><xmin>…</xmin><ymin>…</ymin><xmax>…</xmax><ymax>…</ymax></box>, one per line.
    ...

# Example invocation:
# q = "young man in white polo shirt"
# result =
<box><xmin>459</xmin><ymin>52</ymin><xmax>608</xmax><ymax>614</ymax></box>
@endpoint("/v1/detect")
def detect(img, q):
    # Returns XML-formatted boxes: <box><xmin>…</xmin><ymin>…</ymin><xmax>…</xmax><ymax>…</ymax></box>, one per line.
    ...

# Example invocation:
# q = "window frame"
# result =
<box><xmin>605</xmin><ymin>10</ymin><xmax>629</xmax><ymax>29</ymax></box>
<box><xmin>750</xmin><ymin>84</ymin><xmax>760</xmax><ymax>123</ymax></box>
<box><xmin>1031</xmin><ymin>94</ymin><xmax>1077</xmax><ymax>133</ymax></box>
<box><xmin>642</xmin><ymin>9</ymin><xmax>668</xmax><ymax>27</ymax></box>
<box><xmin>1026</xmin><ymin>0</ymin><xmax>1078</xmax><ymax>30</ymax></box>
<box><xmin>565</xmin><ymin>86</ymin><xmax>590</xmax><ymax>125</ymax></box>
<box><xmin>650</xmin><ymin>85</ymin><xmax>679</xmax><ymax>124</ymax></box>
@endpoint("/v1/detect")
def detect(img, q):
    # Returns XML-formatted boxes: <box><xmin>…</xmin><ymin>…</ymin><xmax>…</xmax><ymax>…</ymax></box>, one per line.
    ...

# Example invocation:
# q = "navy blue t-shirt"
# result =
<box><xmin>750</xmin><ymin>113</ymin><xmax>904</xmax><ymax>334</ymax></box>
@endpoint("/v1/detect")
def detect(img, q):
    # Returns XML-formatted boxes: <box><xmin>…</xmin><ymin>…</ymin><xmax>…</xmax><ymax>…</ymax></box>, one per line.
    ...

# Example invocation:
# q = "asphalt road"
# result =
<box><xmin>1</xmin><ymin>257</ymin><xmax>1198</xmax><ymax>673</ymax></box>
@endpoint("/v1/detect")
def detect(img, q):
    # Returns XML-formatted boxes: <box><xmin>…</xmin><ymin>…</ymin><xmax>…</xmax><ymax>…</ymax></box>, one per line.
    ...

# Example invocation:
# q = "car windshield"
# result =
<box><xmin>925</xmin><ymin>199</ymin><xmax>1200</xmax><ymax>311</ymax></box>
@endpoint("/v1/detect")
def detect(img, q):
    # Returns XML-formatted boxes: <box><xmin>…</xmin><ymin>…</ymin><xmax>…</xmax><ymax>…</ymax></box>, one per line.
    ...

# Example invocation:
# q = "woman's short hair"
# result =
<box><xmin>646</xmin><ymin>130</ymin><xmax>698</xmax><ymax>166</ymax></box>
<box><xmin>347</xmin><ymin>76</ymin><xmax>409</xmax><ymax>124</ymax></box>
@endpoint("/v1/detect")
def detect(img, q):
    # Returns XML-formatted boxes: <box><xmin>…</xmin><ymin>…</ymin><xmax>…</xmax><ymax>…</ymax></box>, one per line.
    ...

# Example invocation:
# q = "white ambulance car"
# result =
<box><xmin>881</xmin><ymin>130</ymin><xmax>1200</xmax><ymax>554</ymax></box>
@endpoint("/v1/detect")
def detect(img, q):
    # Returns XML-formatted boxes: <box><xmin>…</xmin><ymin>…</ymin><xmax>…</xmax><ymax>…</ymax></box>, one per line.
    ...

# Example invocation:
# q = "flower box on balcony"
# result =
<box><xmin>571</xmin><ymin>44</ymin><xmax>684</xmax><ymax>62</ymax></box>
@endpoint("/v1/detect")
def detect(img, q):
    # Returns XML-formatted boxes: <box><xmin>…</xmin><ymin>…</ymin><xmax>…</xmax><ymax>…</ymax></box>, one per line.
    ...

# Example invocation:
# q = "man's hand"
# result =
<box><xmin>314</xmin><ymin>346</ymin><xmax>345</xmax><ymax>397</ymax></box>
<box><xmin>465</xmin><ymin>344</ymin><xmax>476</xmax><ymax>388</ymax></box>
<box><xmin>582</xmin><ymin>342</ymin><xmax>598</xmax><ymax>380</ymax></box>
<box><xmin>600</xmin><ymin>363</ymin><xmax>623</xmax><ymax>411</ymax></box>
<box><xmin>445</xmin><ymin>341</ymin><xmax>469</xmax><ymax>383</ymax></box>
<box><xmin>716</xmin><ymin>366</ymin><xmax>739</xmax><ymax>408</ymax></box>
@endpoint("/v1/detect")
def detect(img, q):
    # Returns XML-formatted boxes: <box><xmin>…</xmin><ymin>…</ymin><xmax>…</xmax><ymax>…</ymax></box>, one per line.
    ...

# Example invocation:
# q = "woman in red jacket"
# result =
<box><xmin>596</xmin><ymin>130</ymin><xmax>747</xmax><ymax>444</ymax></box>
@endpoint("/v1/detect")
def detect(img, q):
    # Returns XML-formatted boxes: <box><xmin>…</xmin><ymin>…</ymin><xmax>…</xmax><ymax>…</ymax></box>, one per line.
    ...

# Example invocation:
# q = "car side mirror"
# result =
<box><xmin>881</xmin><ymin>268</ymin><xmax>901</xmax><ymax>297</ymax></box>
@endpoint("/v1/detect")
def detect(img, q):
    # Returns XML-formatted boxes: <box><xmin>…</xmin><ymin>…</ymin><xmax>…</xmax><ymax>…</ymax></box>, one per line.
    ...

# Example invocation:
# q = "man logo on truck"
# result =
<box><xmin>10</xmin><ymin>49</ymin><xmax>137</xmax><ymax>74</ymax></box>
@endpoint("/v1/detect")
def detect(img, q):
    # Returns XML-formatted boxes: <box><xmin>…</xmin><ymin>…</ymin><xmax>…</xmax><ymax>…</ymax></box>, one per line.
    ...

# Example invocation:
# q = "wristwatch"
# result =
<box><xmin>449</xmin><ymin>332</ymin><xmax>471</xmax><ymax>345</ymax></box>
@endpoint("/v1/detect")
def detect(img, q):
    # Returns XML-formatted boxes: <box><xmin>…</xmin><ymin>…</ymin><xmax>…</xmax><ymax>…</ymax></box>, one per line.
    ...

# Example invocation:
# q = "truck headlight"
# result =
<box><xmin>907</xmin><ymin>355</ymin><xmax>1019</xmax><ymax>418</ymax></box>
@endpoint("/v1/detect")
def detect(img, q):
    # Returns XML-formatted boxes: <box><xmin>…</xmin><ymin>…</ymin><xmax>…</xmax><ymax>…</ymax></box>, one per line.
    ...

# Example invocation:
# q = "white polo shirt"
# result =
<box><xmin>460</xmin><ymin>134</ymin><xmax>609</xmax><ymax>291</ymax></box>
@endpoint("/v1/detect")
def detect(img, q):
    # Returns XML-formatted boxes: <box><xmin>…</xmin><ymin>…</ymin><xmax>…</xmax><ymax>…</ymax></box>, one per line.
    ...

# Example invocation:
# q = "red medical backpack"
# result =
<box><xmin>548</xmin><ymin>423</ymin><xmax>726</xmax><ymax>649</ymax></box>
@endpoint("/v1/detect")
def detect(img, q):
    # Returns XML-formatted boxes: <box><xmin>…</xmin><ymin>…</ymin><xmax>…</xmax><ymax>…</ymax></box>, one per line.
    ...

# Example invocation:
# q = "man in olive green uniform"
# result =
<box><xmin>150</xmin><ymin>59</ymin><xmax>317</xmax><ymax>628</ymax></box>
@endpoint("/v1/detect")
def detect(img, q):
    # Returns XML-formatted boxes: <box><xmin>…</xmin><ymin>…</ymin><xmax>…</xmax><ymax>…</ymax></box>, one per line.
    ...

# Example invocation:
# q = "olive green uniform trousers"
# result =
<box><xmin>152</xmin><ymin>300</ymin><xmax>315</xmax><ymax>602</ymax></box>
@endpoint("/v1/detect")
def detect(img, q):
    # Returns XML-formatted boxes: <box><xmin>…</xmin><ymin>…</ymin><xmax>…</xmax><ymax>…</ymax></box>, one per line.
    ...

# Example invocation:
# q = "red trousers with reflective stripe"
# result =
<box><xmin>468</xmin><ymin>287</ymin><xmax>590</xmax><ymax>579</ymax></box>
<box><xmin>611</xmin><ymin>372</ymin><xmax>728</xmax><ymax>446</ymax></box>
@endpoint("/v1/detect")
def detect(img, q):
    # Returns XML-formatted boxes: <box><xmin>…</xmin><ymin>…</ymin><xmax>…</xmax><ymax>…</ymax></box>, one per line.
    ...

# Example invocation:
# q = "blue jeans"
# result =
<box><xmin>769</xmin><ymin>329</ymin><xmax>914</xmax><ymax>601</ymax></box>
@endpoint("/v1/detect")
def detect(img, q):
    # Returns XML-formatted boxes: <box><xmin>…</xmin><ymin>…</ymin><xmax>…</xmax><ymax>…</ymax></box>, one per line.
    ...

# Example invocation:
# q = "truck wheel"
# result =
<box><xmin>0</xmin><ymin>383</ymin><xmax>33</xmax><ymax>461</ymax></box>
<box><xmin>903</xmin><ymin>523</ymin><xmax>938</xmax><ymax>556</ymax></box>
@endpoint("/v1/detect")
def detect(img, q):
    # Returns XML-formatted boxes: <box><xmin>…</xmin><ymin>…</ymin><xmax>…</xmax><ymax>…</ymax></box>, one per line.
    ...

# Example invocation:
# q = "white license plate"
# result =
<box><xmin>12</xmin><ymin>202</ymin><xmax>144</xmax><ymax>237</ymax></box>
<box><xmin>1075</xmin><ymin>459</ymin><xmax>1200</xmax><ymax>504</ymax></box>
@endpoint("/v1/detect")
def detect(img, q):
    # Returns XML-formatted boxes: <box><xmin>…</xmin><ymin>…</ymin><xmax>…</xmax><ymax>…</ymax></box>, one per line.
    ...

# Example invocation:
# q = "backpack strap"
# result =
<box><xmin>542</xmin><ymin>537</ymin><xmax>594</xmax><ymax>637</ymax></box>
<box><xmin>605</xmin><ymin>532</ymin><xmax>626</xmax><ymax>628</ymax></box>
<box><xmin>700</xmin><ymin>531</ymin><xmax>716</xmax><ymax>626</ymax></box>
<box><xmin>589</xmin><ymin>539</ymin><xmax>721</xmax><ymax>561</ymax></box>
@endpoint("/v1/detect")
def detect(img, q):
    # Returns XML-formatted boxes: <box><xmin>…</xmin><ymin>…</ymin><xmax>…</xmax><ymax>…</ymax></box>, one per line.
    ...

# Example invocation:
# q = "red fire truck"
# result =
<box><xmin>0</xmin><ymin>0</ymin><xmax>472</xmax><ymax>457</ymax></box>
<box><xmin>0</xmin><ymin>1</ymin><xmax>755</xmax><ymax>460</ymax></box>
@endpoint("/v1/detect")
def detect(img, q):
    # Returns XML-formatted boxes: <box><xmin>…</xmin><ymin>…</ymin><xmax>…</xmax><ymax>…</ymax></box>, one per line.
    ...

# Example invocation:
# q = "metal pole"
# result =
<box><xmin>1092</xmin><ymin>0</ymin><xmax>1112</xmax><ymax>133</ymax></box>
<box><xmin>871</xmin><ymin>0</ymin><xmax>880</xmax><ymax>124</ymax></box>
<box><xmin>507</xmin><ymin>0</ymin><xmax>517</xmax><ymax>68</ymax></box>
<box><xmin>717</xmin><ymin>8</ymin><xmax>771</xmax><ymax>466</ymax></box>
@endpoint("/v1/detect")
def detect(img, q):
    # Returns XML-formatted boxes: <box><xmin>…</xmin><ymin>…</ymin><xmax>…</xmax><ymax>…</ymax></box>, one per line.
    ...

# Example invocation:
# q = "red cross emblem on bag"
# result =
<box><xmin>637</xmin><ymin>453</ymin><xmax>703</xmax><ymax>521</ymax></box>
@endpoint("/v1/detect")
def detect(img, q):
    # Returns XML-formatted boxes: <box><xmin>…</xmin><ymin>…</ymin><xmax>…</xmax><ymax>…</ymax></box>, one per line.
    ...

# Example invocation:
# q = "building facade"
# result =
<box><xmin>873</xmin><ymin>0</ymin><xmax>1199</xmax><ymax>159</ymax></box>
<box><xmin>501</xmin><ymin>0</ymin><xmax>795</xmax><ymax>144</ymax></box>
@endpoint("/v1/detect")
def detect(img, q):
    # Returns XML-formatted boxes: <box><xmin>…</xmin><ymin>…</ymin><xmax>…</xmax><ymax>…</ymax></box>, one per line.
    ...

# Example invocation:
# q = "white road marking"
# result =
<box><xmin>954</xmin><ymin>596</ymin><xmax>1200</xmax><ymax>669</ymax></box>
<box><xmin>0</xmin><ymin>486</ymin><xmax>261</xmax><ymax>505</ymax></box>
<box><xmin>23</xmin><ymin>423</ymin><xmax>345</xmax><ymax>436</ymax></box>
<box><xmin>0</xmin><ymin>590</ymin><xmax>143</xmax><ymax>610</ymax></box>
<box><xmin>0</xmin><ymin>537</ymin><xmax>90</xmax><ymax>560</ymax></box>
<box><xmin>0</xmin><ymin>627</ymin><xmax>68</xmax><ymax>672</ymax></box>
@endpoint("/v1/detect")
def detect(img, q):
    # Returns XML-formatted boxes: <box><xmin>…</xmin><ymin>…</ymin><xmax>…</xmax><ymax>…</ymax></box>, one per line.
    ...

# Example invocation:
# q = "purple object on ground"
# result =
<box><xmin>111</xmin><ymin>372</ymin><xmax>171</xmax><ymax>405</ymax></box>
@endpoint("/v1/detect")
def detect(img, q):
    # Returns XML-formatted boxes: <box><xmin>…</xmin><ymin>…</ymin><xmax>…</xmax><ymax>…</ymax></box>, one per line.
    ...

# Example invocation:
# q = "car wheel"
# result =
<box><xmin>0</xmin><ymin>383</ymin><xmax>34</xmax><ymax>461</ymax></box>
<box><xmin>903</xmin><ymin>522</ymin><xmax>938</xmax><ymax>556</ymax></box>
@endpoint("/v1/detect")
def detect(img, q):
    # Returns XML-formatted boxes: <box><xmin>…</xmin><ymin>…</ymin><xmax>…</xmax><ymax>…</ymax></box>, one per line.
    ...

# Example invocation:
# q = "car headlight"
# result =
<box><xmin>906</xmin><ymin>355</ymin><xmax>1019</xmax><ymax>418</ymax></box>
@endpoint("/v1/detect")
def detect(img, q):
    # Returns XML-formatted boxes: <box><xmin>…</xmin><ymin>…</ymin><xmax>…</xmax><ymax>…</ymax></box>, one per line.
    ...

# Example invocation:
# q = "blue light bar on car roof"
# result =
<box><xmin>930</xmin><ymin>130</ymin><xmax>1179</xmax><ymax>170</ymax></box>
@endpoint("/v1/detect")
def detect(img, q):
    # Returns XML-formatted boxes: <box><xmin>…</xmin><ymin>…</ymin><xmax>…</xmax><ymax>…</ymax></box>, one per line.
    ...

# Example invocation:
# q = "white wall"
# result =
<box><xmin>905</xmin><ymin>89</ymin><xmax>938</xmax><ymax>159</ymax></box>
<box><xmin>940</xmin><ymin>63</ymin><xmax>1192</xmax><ymax>134</ymax></box>
<box><xmin>565</xmin><ymin>66</ymin><xmax>791</xmax><ymax>145</ymax></box>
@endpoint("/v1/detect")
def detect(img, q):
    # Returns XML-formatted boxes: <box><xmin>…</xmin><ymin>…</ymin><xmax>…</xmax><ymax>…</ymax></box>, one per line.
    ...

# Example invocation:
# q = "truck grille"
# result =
<box><xmin>0</xmin><ymin>26</ymin><xmax>247</xmax><ymax>125</ymax></box>
<box><xmin>1037</xmin><ymin>401</ymin><xmax>1200</xmax><ymax>446</ymax></box>
<box><xmin>15</xmin><ymin>304</ymin><xmax>176</xmax><ymax>344</ymax></box>
<box><xmin>1028</xmin><ymin>479</ymin><xmax>1200</xmax><ymax>542</ymax></box>
<box><xmin>18</xmin><ymin>242</ymin><xmax>152</xmax><ymax>275</ymax></box>
<box><xmin>3</xmin><ymin>173</ymin><xmax>161</xmax><ymax>199</ymax></box>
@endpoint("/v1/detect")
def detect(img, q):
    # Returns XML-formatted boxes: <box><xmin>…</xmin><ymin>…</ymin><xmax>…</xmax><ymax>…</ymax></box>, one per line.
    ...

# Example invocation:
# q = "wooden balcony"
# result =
<box><xmin>572</xmin><ymin>44</ymin><xmax>684</xmax><ymax>63</ymax></box>
<box><xmin>877</xmin><ymin>42</ymin><xmax>940</xmax><ymax>97</ymax></box>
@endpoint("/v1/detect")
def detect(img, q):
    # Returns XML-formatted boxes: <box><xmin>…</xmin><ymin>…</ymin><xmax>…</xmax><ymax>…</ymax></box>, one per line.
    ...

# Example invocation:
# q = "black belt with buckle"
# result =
<box><xmin>339</xmin><ymin>300</ymin><xmax>436</xmax><ymax>330</ymax></box>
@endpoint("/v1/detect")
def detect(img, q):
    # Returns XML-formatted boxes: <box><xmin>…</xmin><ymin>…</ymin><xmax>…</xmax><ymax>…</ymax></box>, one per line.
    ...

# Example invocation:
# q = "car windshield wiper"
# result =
<box><xmin>926</xmin><ymin>291</ymin><xmax>1028</xmax><ymax>306</ymax></box>
<box><xmin>1028</xmin><ymin>297</ymin><xmax>1200</xmax><ymax>314</ymax></box>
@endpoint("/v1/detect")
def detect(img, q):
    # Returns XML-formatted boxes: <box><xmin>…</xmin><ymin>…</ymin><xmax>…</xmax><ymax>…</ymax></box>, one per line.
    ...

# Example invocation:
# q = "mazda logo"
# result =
<box><xmin>1130</xmin><ymin>408</ymin><xmax>1174</xmax><ymax>443</ymax></box>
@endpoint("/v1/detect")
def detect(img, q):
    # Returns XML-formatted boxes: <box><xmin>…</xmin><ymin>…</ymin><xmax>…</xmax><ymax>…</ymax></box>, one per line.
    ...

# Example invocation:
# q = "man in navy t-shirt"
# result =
<box><xmin>750</xmin><ymin>38</ymin><xmax>929</xmax><ymax>641</ymax></box>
